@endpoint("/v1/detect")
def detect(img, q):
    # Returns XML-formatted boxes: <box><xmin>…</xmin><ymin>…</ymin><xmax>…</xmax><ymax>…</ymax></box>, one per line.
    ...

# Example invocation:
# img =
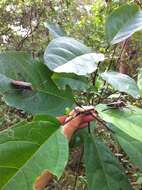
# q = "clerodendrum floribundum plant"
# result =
<box><xmin>1</xmin><ymin>3</ymin><xmax>142</xmax><ymax>190</ymax></box>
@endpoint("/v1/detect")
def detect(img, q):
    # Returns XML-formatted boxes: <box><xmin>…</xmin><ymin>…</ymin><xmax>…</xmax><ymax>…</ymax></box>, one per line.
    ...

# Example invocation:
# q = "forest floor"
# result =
<box><xmin>0</xmin><ymin>97</ymin><xmax>142</xmax><ymax>190</ymax></box>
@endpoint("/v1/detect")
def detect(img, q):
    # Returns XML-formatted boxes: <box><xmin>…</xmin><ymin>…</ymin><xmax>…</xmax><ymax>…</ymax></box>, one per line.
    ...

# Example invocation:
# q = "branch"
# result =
<box><xmin>116</xmin><ymin>40</ymin><xmax>128</xmax><ymax>66</ymax></box>
<box><xmin>92</xmin><ymin>61</ymin><xmax>101</xmax><ymax>86</ymax></box>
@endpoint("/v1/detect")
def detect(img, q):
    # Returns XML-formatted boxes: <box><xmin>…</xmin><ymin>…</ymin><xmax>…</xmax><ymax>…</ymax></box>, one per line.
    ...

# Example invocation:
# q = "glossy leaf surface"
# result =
<box><xmin>108</xmin><ymin>124</ymin><xmax>142</xmax><ymax>170</ymax></box>
<box><xmin>0</xmin><ymin>121</ymin><xmax>68</xmax><ymax>190</ymax></box>
<box><xmin>97</xmin><ymin>104</ymin><xmax>142</xmax><ymax>143</ymax></box>
<box><xmin>44</xmin><ymin>37</ymin><xmax>104</xmax><ymax>75</ymax></box>
<box><xmin>106</xmin><ymin>4</ymin><xmax>142</xmax><ymax>44</ymax></box>
<box><xmin>100</xmin><ymin>71</ymin><xmax>140</xmax><ymax>98</ymax></box>
<box><xmin>83</xmin><ymin>132</ymin><xmax>131</xmax><ymax>190</ymax></box>
<box><xmin>0</xmin><ymin>52</ymin><xmax>74</xmax><ymax>115</ymax></box>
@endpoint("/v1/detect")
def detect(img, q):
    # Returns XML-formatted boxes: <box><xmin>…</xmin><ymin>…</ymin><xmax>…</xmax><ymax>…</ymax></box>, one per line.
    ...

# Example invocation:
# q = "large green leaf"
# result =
<box><xmin>105</xmin><ymin>4</ymin><xmax>142</xmax><ymax>44</ymax></box>
<box><xmin>137</xmin><ymin>68</ymin><xmax>142</xmax><ymax>96</ymax></box>
<box><xmin>100</xmin><ymin>71</ymin><xmax>140</xmax><ymax>98</ymax></box>
<box><xmin>0</xmin><ymin>52</ymin><xmax>74</xmax><ymax>115</ymax></box>
<box><xmin>96</xmin><ymin>104</ymin><xmax>142</xmax><ymax>143</ymax></box>
<box><xmin>44</xmin><ymin>37</ymin><xmax>104</xmax><ymax>76</ymax></box>
<box><xmin>0</xmin><ymin>121</ymin><xmax>69</xmax><ymax>190</ymax></box>
<box><xmin>108</xmin><ymin>123</ymin><xmax>142</xmax><ymax>170</ymax></box>
<box><xmin>53</xmin><ymin>53</ymin><xmax>104</xmax><ymax>75</ymax></box>
<box><xmin>83</xmin><ymin>132</ymin><xmax>131</xmax><ymax>190</ymax></box>
<box><xmin>44</xmin><ymin>21</ymin><xmax>66</xmax><ymax>38</ymax></box>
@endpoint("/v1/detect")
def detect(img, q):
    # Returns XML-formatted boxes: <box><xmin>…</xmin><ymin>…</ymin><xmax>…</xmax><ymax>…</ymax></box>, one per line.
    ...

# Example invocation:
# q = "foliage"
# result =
<box><xmin>0</xmin><ymin>52</ymin><xmax>74</xmax><ymax>115</ymax></box>
<box><xmin>105</xmin><ymin>4</ymin><xmax>140</xmax><ymax>44</ymax></box>
<box><xmin>44</xmin><ymin>37</ymin><xmax>104</xmax><ymax>75</ymax></box>
<box><xmin>1</xmin><ymin>1</ymin><xmax>142</xmax><ymax>190</ymax></box>
<box><xmin>83</xmin><ymin>131</ymin><xmax>132</xmax><ymax>190</ymax></box>
<box><xmin>0</xmin><ymin>120</ymin><xmax>69</xmax><ymax>190</ymax></box>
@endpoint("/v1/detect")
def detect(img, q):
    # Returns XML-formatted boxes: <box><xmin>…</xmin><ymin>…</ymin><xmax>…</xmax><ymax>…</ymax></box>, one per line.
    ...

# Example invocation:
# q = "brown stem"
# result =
<box><xmin>92</xmin><ymin>61</ymin><xmax>101</xmax><ymax>86</ymax></box>
<box><xmin>90</xmin><ymin>112</ymin><xmax>114</xmax><ymax>133</ymax></box>
<box><xmin>97</xmin><ymin>45</ymin><xmax>117</xmax><ymax>103</ymax></box>
<box><xmin>107</xmin><ymin>45</ymin><xmax>117</xmax><ymax>71</ymax></box>
<box><xmin>116</xmin><ymin>40</ymin><xmax>128</xmax><ymax>66</ymax></box>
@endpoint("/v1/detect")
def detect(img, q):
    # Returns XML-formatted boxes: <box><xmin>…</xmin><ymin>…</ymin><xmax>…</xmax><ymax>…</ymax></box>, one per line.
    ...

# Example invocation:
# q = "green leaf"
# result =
<box><xmin>96</xmin><ymin>104</ymin><xmax>142</xmax><ymax>143</ymax></box>
<box><xmin>0</xmin><ymin>120</ymin><xmax>57</xmax><ymax>188</ymax></box>
<box><xmin>44</xmin><ymin>21</ymin><xmax>66</xmax><ymax>38</ymax></box>
<box><xmin>137</xmin><ymin>68</ymin><xmax>142</xmax><ymax>96</ymax></box>
<box><xmin>52</xmin><ymin>73</ymin><xmax>88</xmax><ymax>91</ymax></box>
<box><xmin>53</xmin><ymin>53</ymin><xmax>104</xmax><ymax>75</ymax></box>
<box><xmin>0</xmin><ymin>122</ymin><xmax>69</xmax><ymax>190</ymax></box>
<box><xmin>106</xmin><ymin>4</ymin><xmax>142</xmax><ymax>44</ymax></box>
<box><xmin>83</xmin><ymin>132</ymin><xmax>131</xmax><ymax>190</ymax></box>
<box><xmin>0</xmin><ymin>52</ymin><xmax>33</xmax><ymax>79</ymax></box>
<box><xmin>0</xmin><ymin>52</ymin><xmax>74</xmax><ymax>115</ymax></box>
<box><xmin>44</xmin><ymin>37</ymin><xmax>104</xmax><ymax>76</ymax></box>
<box><xmin>108</xmin><ymin>123</ymin><xmax>142</xmax><ymax>170</ymax></box>
<box><xmin>100</xmin><ymin>71</ymin><xmax>140</xmax><ymax>98</ymax></box>
<box><xmin>33</xmin><ymin>115</ymin><xmax>60</xmax><ymax>126</ymax></box>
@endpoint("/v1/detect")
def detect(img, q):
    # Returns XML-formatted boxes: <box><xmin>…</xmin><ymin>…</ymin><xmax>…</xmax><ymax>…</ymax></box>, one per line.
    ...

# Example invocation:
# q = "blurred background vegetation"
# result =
<box><xmin>1</xmin><ymin>0</ymin><xmax>142</xmax><ymax>71</ymax></box>
<box><xmin>0</xmin><ymin>0</ymin><xmax>141</xmax><ymax>50</ymax></box>
<box><xmin>1</xmin><ymin>0</ymin><xmax>142</xmax><ymax>189</ymax></box>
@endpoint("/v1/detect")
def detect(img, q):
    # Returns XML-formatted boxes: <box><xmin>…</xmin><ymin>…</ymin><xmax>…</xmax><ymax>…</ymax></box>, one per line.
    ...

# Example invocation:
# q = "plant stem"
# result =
<box><xmin>97</xmin><ymin>45</ymin><xmax>117</xmax><ymax>103</ymax></box>
<box><xmin>107</xmin><ymin>45</ymin><xmax>117</xmax><ymax>70</ymax></box>
<box><xmin>92</xmin><ymin>61</ymin><xmax>101</xmax><ymax>86</ymax></box>
<box><xmin>116</xmin><ymin>40</ymin><xmax>128</xmax><ymax>66</ymax></box>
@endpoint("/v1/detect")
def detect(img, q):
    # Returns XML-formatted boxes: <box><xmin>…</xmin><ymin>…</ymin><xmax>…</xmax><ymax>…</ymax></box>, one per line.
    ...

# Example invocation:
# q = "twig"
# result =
<box><xmin>90</xmin><ymin>112</ymin><xmax>114</xmax><ymax>133</ymax></box>
<box><xmin>92</xmin><ymin>61</ymin><xmax>101</xmax><ymax>86</ymax></box>
<box><xmin>116</xmin><ymin>40</ymin><xmax>128</xmax><ymax>66</ymax></box>
<box><xmin>107</xmin><ymin>45</ymin><xmax>117</xmax><ymax>70</ymax></box>
<box><xmin>74</xmin><ymin>99</ymin><xmax>83</xmax><ymax>108</ymax></box>
<box><xmin>97</xmin><ymin>45</ymin><xmax>117</xmax><ymax>103</ymax></box>
<box><xmin>64</xmin><ymin>102</ymin><xmax>113</xmax><ymax>133</ymax></box>
<box><xmin>98</xmin><ymin>40</ymin><xmax>127</xmax><ymax>104</ymax></box>
<box><xmin>63</xmin><ymin>112</ymin><xmax>81</xmax><ymax>125</ymax></box>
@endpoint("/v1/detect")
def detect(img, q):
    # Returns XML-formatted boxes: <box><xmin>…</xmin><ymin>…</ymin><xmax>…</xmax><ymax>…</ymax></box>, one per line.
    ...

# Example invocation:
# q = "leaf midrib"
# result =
<box><xmin>2</xmin><ymin>132</ymin><xmax>59</xmax><ymax>189</ymax></box>
<box><xmin>93</xmin><ymin>138</ymin><xmax>111</xmax><ymax>190</ymax></box>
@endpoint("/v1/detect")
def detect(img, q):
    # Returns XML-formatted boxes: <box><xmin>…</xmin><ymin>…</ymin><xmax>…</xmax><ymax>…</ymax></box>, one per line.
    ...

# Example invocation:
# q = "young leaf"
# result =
<box><xmin>44</xmin><ymin>21</ymin><xmax>66</xmax><ymax>38</ymax></box>
<box><xmin>0</xmin><ymin>122</ymin><xmax>69</xmax><ymax>190</ymax></box>
<box><xmin>44</xmin><ymin>37</ymin><xmax>104</xmax><ymax>76</ymax></box>
<box><xmin>105</xmin><ymin>4</ymin><xmax>142</xmax><ymax>44</ymax></box>
<box><xmin>100</xmin><ymin>71</ymin><xmax>140</xmax><ymax>98</ymax></box>
<box><xmin>96</xmin><ymin>104</ymin><xmax>142</xmax><ymax>143</ymax></box>
<box><xmin>83</xmin><ymin>132</ymin><xmax>131</xmax><ymax>190</ymax></box>
<box><xmin>0</xmin><ymin>52</ymin><xmax>74</xmax><ymax>115</ymax></box>
<box><xmin>108</xmin><ymin>123</ymin><xmax>142</xmax><ymax>170</ymax></box>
